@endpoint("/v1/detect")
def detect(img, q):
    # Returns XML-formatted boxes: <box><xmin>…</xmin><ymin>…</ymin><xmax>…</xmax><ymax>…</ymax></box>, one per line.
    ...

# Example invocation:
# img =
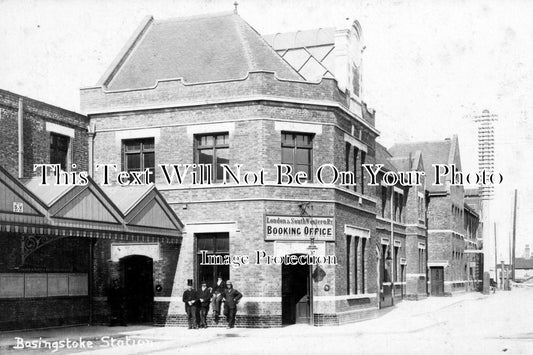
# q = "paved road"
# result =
<box><xmin>2</xmin><ymin>288</ymin><xmax>532</xmax><ymax>354</ymax></box>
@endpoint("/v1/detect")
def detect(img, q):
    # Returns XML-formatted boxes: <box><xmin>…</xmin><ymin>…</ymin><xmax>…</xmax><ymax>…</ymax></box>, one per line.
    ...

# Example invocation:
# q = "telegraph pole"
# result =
<box><xmin>494</xmin><ymin>223</ymin><xmax>498</xmax><ymax>287</ymax></box>
<box><xmin>512</xmin><ymin>189</ymin><xmax>518</xmax><ymax>281</ymax></box>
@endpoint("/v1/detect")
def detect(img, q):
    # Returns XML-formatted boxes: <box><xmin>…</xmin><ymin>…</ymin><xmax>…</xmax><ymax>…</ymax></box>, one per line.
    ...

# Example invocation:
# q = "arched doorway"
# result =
<box><xmin>281</xmin><ymin>255</ymin><xmax>309</xmax><ymax>325</ymax></box>
<box><xmin>120</xmin><ymin>255</ymin><xmax>154</xmax><ymax>324</ymax></box>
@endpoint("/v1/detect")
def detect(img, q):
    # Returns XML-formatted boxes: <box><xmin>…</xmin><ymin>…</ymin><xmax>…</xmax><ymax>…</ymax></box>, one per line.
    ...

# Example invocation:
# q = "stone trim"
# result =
<box><xmin>46</xmin><ymin>122</ymin><xmax>75</xmax><ymax>138</ymax></box>
<box><xmin>314</xmin><ymin>293</ymin><xmax>376</xmax><ymax>301</ymax></box>
<box><xmin>274</xmin><ymin>121</ymin><xmax>323</xmax><ymax>135</ymax></box>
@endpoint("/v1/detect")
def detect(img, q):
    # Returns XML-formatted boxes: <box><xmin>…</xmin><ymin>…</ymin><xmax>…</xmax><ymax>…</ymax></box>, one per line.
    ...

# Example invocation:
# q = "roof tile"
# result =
<box><xmin>106</xmin><ymin>13</ymin><xmax>302</xmax><ymax>90</ymax></box>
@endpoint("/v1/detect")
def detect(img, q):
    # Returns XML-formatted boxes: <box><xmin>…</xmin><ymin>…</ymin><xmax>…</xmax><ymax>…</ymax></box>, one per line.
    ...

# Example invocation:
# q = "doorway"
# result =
<box><xmin>120</xmin><ymin>255</ymin><xmax>154</xmax><ymax>323</ymax></box>
<box><xmin>380</xmin><ymin>244</ymin><xmax>393</xmax><ymax>308</ymax></box>
<box><xmin>430</xmin><ymin>267</ymin><xmax>445</xmax><ymax>296</ymax></box>
<box><xmin>281</xmin><ymin>257</ymin><xmax>309</xmax><ymax>325</ymax></box>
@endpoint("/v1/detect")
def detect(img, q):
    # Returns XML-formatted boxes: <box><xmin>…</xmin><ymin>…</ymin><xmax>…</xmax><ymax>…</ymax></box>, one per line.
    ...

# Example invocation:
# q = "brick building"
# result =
<box><xmin>372</xmin><ymin>143</ymin><xmax>409</xmax><ymax>305</ymax></box>
<box><xmin>1</xmin><ymin>10</ymin><xmax>482</xmax><ymax>330</ymax></box>
<box><xmin>0</xmin><ymin>90</ymin><xmax>182</xmax><ymax>330</ymax></box>
<box><xmin>0</xmin><ymin>89</ymin><xmax>89</xmax><ymax>178</ymax></box>
<box><xmin>386</xmin><ymin>147</ymin><xmax>429</xmax><ymax>300</ymax></box>
<box><xmin>514</xmin><ymin>247</ymin><xmax>533</xmax><ymax>282</ymax></box>
<box><xmin>390</xmin><ymin>135</ymin><xmax>482</xmax><ymax>296</ymax></box>
<box><xmin>80</xmin><ymin>12</ymin><xmax>390</xmax><ymax>326</ymax></box>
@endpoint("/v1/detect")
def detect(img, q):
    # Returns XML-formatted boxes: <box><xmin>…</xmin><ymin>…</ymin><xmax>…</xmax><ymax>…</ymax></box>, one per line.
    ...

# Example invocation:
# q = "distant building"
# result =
<box><xmin>514</xmin><ymin>258</ymin><xmax>533</xmax><ymax>281</ymax></box>
<box><xmin>390</xmin><ymin>136</ymin><xmax>482</xmax><ymax>295</ymax></box>
<box><xmin>387</xmin><ymin>147</ymin><xmax>428</xmax><ymax>300</ymax></box>
<box><xmin>515</xmin><ymin>245</ymin><xmax>533</xmax><ymax>281</ymax></box>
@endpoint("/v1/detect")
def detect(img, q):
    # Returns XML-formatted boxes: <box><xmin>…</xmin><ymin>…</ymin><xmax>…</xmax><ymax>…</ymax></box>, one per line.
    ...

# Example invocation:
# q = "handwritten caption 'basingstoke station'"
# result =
<box><xmin>34</xmin><ymin>163</ymin><xmax>503</xmax><ymax>187</ymax></box>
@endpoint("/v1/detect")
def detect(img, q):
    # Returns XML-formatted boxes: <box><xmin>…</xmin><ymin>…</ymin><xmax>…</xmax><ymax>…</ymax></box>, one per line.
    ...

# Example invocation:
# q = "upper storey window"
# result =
<box><xmin>123</xmin><ymin>138</ymin><xmax>155</xmax><ymax>183</ymax></box>
<box><xmin>352</xmin><ymin>65</ymin><xmax>360</xmax><ymax>96</ymax></box>
<box><xmin>50</xmin><ymin>133</ymin><xmax>70</xmax><ymax>171</ymax></box>
<box><xmin>195</xmin><ymin>133</ymin><xmax>229</xmax><ymax>182</ymax></box>
<box><xmin>281</xmin><ymin>132</ymin><xmax>313</xmax><ymax>181</ymax></box>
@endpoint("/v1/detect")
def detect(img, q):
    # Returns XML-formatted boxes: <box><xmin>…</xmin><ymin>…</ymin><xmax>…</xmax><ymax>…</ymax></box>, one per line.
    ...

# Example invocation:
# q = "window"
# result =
<box><xmin>123</xmin><ymin>138</ymin><xmax>155</xmax><ymax>183</ymax></box>
<box><xmin>398</xmin><ymin>193</ymin><xmax>403</xmax><ymax>223</ymax></box>
<box><xmin>381</xmin><ymin>186</ymin><xmax>387</xmax><ymax>218</ymax></box>
<box><xmin>391</xmin><ymin>190</ymin><xmax>398</xmax><ymax>222</ymax></box>
<box><xmin>195</xmin><ymin>133</ymin><xmax>229</xmax><ymax>182</ymax></box>
<box><xmin>360</xmin><ymin>151</ymin><xmax>366</xmax><ymax>194</ymax></box>
<box><xmin>353</xmin><ymin>237</ymin><xmax>359</xmax><ymax>294</ymax></box>
<box><xmin>346</xmin><ymin>235</ymin><xmax>351</xmax><ymax>295</ymax></box>
<box><xmin>360</xmin><ymin>238</ymin><xmax>366</xmax><ymax>293</ymax></box>
<box><xmin>394</xmin><ymin>247</ymin><xmax>400</xmax><ymax>282</ymax></box>
<box><xmin>196</xmin><ymin>233</ymin><xmax>230</xmax><ymax>287</ymax></box>
<box><xmin>345</xmin><ymin>142</ymin><xmax>351</xmax><ymax>171</ymax></box>
<box><xmin>392</xmin><ymin>191</ymin><xmax>403</xmax><ymax>223</ymax></box>
<box><xmin>281</xmin><ymin>132</ymin><xmax>313</xmax><ymax>180</ymax></box>
<box><xmin>418</xmin><ymin>248</ymin><xmax>425</xmax><ymax>273</ymax></box>
<box><xmin>345</xmin><ymin>142</ymin><xmax>351</xmax><ymax>189</ymax></box>
<box><xmin>353</xmin><ymin>147</ymin><xmax>359</xmax><ymax>191</ymax></box>
<box><xmin>50</xmin><ymin>133</ymin><xmax>70</xmax><ymax>170</ymax></box>
<box><xmin>352</xmin><ymin>65</ymin><xmax>360</xmax><ymax>96</ymax></box>
<box><xmin>418</xmin><ymin>194</ymin><xmax>425</xmax><ymax>221</ymax></box>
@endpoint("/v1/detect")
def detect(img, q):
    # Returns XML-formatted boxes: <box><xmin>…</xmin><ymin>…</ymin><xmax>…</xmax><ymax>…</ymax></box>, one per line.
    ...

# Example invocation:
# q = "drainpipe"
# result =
<box><xmin>89</xmin><ymin>239</ymin><xmax>94</xmax><ymax>325</ymax></box>
<box><xmin>18</xmin><ymin>98</ymin><xmax>24</xmax><ymax>178</ymax></box>
<box><xmin>390</xmin><ymin>187</ymin><xmax>395</xmax><ymax>304</ymax></box>
<box><xmin>88</xmin><ymin>122</ymin><xmax>95</xmax><ymax>176</ymax></box>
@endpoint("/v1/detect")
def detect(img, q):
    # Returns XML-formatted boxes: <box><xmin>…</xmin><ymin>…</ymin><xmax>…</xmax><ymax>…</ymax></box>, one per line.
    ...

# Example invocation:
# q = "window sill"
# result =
<box><xmin>345</xmin><ymin>293</ymin><xmax>377</xmax><ymax>300</ymax></box>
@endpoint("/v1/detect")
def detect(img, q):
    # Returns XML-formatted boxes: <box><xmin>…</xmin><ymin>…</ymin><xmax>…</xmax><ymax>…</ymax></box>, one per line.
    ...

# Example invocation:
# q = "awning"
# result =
<box><xmin>0</xmin><ymin>165</ymin><xmax>182</xmax><ymax>244</ymax></box>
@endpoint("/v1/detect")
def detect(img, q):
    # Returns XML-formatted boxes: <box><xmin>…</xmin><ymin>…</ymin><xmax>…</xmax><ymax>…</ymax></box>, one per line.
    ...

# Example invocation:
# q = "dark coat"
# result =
<box><xmin>213</xmin><ymin>280</ymin><xmax>226</xmax><ymax>294</ymax></box>
<box><xmin>182</xmin><ymin>289</ymin><xmax>197</xmax><ymax>306</ymax></box>
<box><xmin>197</xmin><ymin>288</ymin><xmax>212</xmax><ymax>307</ymax></box>
<box><xmin>223</xmin><ymin>288</ymin><xmax>243</xmax><ymax>309</ymax></box>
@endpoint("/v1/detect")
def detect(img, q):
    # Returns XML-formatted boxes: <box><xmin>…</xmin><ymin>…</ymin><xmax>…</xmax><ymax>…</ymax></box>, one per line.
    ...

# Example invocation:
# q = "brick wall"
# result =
<box><xmin>88</xmin><ymin>77</ymin><xmax>381</xmax><ymax>326</ymax></box>
<box><xmin>0</xmin><ymin>89</ymin><xmax>89</xmax><ymax>178</ymax></box>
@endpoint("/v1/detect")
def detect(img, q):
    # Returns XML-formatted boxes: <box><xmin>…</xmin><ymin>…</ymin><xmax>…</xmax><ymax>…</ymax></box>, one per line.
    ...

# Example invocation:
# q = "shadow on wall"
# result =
<box><xmin>154</xmin><ymin>243</ymin><xmax>181</xmax><ymax>324</ymax></box>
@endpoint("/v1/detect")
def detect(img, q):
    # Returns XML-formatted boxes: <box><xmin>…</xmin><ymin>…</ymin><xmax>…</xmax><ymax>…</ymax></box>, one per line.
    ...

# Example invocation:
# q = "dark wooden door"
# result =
<box><xmin>282</xmin><ymin>260</ymin><xmax>309</xmax><ymax>324</ymax></box>
<box><xmin>430</xmin><ymin>267</ymin><xmax>445</xmax><ymax>296</ymax></box>
<box><xmin>121</xmin><ymin>255</ymin><xmax>154</xmax><ymax>323</ymax></box>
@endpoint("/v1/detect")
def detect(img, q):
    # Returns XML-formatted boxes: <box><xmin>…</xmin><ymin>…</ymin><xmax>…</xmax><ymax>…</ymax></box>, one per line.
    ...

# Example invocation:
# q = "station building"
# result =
<box><xmin>0</xmin><ymin>90</ymin><xmax>182</xmax><ymax>330</ymax></box>
<box><xmin>0</xmin><ymin>11</ymin><xmax>483</xmax><ymax>331</ymax></box>
<box><xmin>80</xmin><ymin>12</ymin><xmax>391</xmax><ymax>327</ymax></box>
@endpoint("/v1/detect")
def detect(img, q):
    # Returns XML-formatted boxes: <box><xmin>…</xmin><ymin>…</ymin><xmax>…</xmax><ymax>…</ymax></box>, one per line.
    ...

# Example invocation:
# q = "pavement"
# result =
<box><xmin>1</xmin><ymin>289</ymin><xmax>532</xmax><ymax>355</ymax></box>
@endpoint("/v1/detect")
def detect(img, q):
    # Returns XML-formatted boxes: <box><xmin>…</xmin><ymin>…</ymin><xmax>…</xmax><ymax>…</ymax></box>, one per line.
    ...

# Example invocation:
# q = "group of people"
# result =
<box><xmin>182</xmin><ymin>277</ymin><xmax>243</xmax><ymax>329</ymax></box>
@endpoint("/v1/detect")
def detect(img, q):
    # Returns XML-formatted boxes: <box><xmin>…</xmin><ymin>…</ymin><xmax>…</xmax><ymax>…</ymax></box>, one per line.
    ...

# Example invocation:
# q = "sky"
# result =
<box><xmin>0</xmin><ymin>0</ymin><xmax>531</xmax><ymax>259</ymax></box>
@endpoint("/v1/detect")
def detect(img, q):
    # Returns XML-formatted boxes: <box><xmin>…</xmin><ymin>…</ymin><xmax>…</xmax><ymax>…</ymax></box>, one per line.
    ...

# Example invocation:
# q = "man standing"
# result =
<box><xmin>182</xmin><ymin>279</ymin><xmax>198</xmax><ymax>329</ymax></box>
<box><xmin>223</xmin><ymin>280</ymin><xmax>242</xmax><ymax>329</ymax></box>
<box><xmin>211</xmin><ymin>276</ymin><xmax>226</xmax><ymax>324</ymax></box>
<box><xmin>197</xmin><ymin>281</ymin><xmax>212</xmax><ymax>328</ymax></box>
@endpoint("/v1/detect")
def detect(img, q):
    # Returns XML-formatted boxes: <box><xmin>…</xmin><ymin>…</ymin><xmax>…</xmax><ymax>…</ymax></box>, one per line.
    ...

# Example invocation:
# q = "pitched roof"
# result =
<box><xmin>104</xmin><ymin>12</ymin><xmax>302</xmax><ymax>90</ymax></box>
<box><xmin>375</xmin><ymin>142</ymin><xmax>398</xmax><ymax>173</ymax></box>
<box><xmin>0</xmin><ymin>165</ymin><xmax>182</xmax><ymax>240</ymax></box>
<box><xmin>100</xmin><ymin>185</ymin><xmax>152</xmax><ymax>214</ymax></box>
<box><xmin>516</xmin><ymin>258</ymin><xmax>533</xmax><ymax>269</ymax></box>
<box><xmin>389</xmin><ymin>137</ymin><xmax>458</xmax><ymax>192</ymax></box>
<box><xmin>22</xmin><ymin>177</ymin><xmax>75</xmax><ymax>206</ymax></box>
